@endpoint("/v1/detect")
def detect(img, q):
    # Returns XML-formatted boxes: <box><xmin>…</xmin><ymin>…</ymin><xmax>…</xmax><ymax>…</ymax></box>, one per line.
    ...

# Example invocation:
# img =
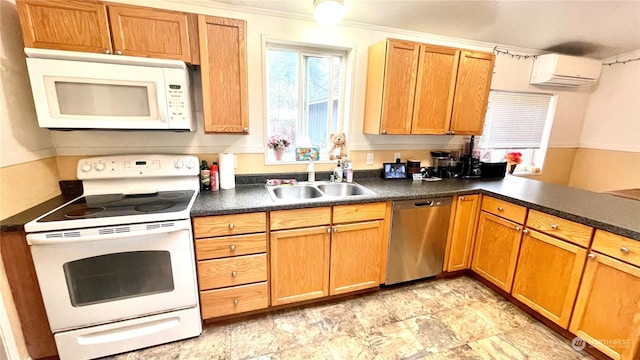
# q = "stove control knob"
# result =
<box><xmin>94</xmin><ymin>162</ymin><xmax>106</xmax><ymax>171</ymax></box>
<box><xmin>185</xmin><ymin>159</ymin><xmax>196</xmax><ymax>169</ymax></box>
<box><xmin>174</xmin><ymin>160</ymin><xmax>184</xmax><ymax>169</ymax></box>
<box><xmin>80</xmin><ymin>162</ymin><xmax>92</xmax><ymax>173</ymax></box>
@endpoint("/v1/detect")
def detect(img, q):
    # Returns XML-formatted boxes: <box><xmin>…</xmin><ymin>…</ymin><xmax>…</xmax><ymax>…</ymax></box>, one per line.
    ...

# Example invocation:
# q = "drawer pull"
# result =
<box><xmin>229</xmin><ymin>223</ymin><xmax>235</xmax><ymax>229</ymax></box>
<box><xmin>551</xmin><ymin>224</ymin><xmax>558</xmax><ymax>230</ymax></box>
<box><xmin>231</xmin><ymin>271</ymin><xmax>237</xmax><ymax>277</ymax></box>
<box><xmin>620</xmin><ymin>247</ymin><xmax>630</xmax><ymax>254</ymax></box>
<box><xmin>497</xmin><ymin>206</ymin><xmax>504</xmax><ymax>212</ymax></box>
<box><xmin>515</xmin><ymin>226</ymin><xmax>521</xmax><ymax>231</ymax></box>
<box><xmin>333</xmin><ymin>227</ymin><xmax>338</xmax><ymax>233</ymax></box>
<box><xmin>230</xmin><ymin>245</ymin><xmax>236</xmax><ymax>251</ymax></box>
<box><xmin>588</xmin><ymin>253</ymin><xmax>596</xmax><ymax>259</ymax></box>
<box><xmin>522</xmin><ymin>229</ymin><xmax>529</xmax><ymax>234</ymax></box>
<box><xmin>233</xmin><ymin>299</ymin><xmax>239</xmax><ymax>305</ymax></box>
<box><xmin>327</xmin><ymin>228</ymin><xmax>331</xmax><ymax>233</ymax></box>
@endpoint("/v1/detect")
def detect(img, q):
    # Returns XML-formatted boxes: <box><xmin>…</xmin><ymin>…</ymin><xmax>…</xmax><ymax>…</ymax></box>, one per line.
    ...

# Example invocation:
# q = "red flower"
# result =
<box><xmin>505</xmin><ymin>152</ymin><xmax>523</xmax><ymax>164</ymax></box>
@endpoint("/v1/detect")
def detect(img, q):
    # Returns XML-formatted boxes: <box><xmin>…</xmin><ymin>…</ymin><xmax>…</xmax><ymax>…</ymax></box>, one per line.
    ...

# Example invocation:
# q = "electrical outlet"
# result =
<box><xmin>394</xmin><ymin>152</ymin><xmax>401</xmax><ymax>161</ymax></box>
<box><xmin>366</xmin><ymin>153</ymin><xmax>374</xmax><ymax>165</ymax></box>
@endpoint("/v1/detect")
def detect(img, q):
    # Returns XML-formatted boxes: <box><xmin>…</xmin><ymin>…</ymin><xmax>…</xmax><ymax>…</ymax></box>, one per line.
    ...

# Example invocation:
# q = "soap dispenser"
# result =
<box><xmin>333</xmin><ymin>160</ymin><xmax>343</xmax><ymax>182</ymax></box>
<box><xmin>307</xmin><ymin>159</ymin><xmax>315</xmax><ymax>182</ymax></box>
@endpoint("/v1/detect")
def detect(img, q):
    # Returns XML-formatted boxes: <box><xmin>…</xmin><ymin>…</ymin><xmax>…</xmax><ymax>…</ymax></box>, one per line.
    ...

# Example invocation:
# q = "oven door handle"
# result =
<box><xmin>27</xmin><ymin>221</ymin><xmax>190</xmax><ymax>245</ymax></box>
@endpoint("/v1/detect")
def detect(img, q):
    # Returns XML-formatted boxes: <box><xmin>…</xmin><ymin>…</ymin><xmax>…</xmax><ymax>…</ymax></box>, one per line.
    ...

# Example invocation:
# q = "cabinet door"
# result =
<box><xmin>108</xmin><ymin>5</ymin><xmax>198</xmax><ymax>64</ymax></box>
<box><xmin>198</xmin><ymin>15</ymin><xmax>248</xmax><ymax>133</ymax></box>
<box><xmin>445</xmin><ymin>194</ymin><xmax>480</xmax><ymax>272</ymax></box>
<box><xmin>411</xmin><ymin>45</ymin><xmax>460</xmax><ymax>134</ymax></box>
<box><xmin>471</xmin><ymin>211</ymin><xmax>522</xmax><ymax>292</ymax></box>
<box><xmin>330</xmin><ymin>221</ymin><xmax>383</xmax><ymax>295</ymax></box>
<box><xmin>379</xmin><ymin>39</ymin><xmax>420</xmax><ymax>134</ymax></box>
<box><xmin>270</xmin><ymin>227</ymin><xmax>330</xmax><ymax>305</ymax></box>
<box><xmin>569</xmin><ymin>253</ymin><xmax>640</xmax><ymax>360</ymax></box>
<box><xmin>449</xmin><ymin>51</ymin><xmax>495</xmax><ymax>135</ymax></box>
<box><xmin>16</xmin><ymin>0</ymin><xmax>112</xmax><ymax>53</ymax></box>
<box><xmin>511</xmin><ymin>230</ymin><xmax>586</xmax><ymax>328</ymax></box>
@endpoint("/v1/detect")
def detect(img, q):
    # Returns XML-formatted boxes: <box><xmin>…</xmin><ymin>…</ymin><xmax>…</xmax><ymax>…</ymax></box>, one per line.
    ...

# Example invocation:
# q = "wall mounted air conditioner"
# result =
<box><xmin>530</xmin><ymin>54</ymin><xmax>602</xmax><ymax>87</ymax></box>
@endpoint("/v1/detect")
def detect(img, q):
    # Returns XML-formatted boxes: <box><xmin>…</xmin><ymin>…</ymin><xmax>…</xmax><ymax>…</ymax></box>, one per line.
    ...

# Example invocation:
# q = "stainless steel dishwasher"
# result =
<box><xmin>385</xmin><ymin>197</ymin><xmax>453</xmax><ymax>285</ymax></box>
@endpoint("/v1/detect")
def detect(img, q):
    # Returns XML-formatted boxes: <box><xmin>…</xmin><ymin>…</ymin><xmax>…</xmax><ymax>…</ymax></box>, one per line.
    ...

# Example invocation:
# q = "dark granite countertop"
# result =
<box><xmin>0</xmin><ymin>195</ymin><xmax>76</xmax><ymax>232</ymax></box>
<box><xmin>192</xmin><ymin>176</ymin><xmax>640</xmax><ymax>241</ymax></box>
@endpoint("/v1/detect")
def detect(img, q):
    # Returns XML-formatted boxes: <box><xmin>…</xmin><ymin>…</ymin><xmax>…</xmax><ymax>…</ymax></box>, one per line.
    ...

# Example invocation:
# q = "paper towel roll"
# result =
<box><xmin>218</xmin><ymin>153</ymin><xmax>235</xmax><ymax>189</ymax></box>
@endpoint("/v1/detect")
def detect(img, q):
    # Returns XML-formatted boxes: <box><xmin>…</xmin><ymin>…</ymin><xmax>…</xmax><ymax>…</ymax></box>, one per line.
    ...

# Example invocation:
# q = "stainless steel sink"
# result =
<box><xmin>316</xmin><ymin>183</ymin><xmax>373</xmax><ymax>197</ymax></box>
<box><xmin>271</xmin><ymin>185</ymin><xmax>323</xmax><ymax>201</ymax></box>
<box><xmin>266</xmin><ymin>181</ymin><xmax>374</xmax><ymax>202</ymax></box>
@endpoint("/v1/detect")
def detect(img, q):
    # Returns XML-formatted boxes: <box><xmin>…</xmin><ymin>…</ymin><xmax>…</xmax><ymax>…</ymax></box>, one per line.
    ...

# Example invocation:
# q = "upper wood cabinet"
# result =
<box><xmin>198</xmin><ymin>15</ymin><xmax>249</xmax><ymax>134</ymax></box>
<box><xmin>363</xmin><ymin>38</ymin><xmax>494</xmax><ymax>135</ymax></box>
<box><xmin>16</xmin><ymin>0</ymin><xmax>112</xmax><ymax>53</ymax></box>
<box><xmin>16</xmin><ymin>0</ymin><xmax>199</xmax><ymax>63</ymax></box>
<box><xmin>444</xmin><ymin>194</ymin><xmax>480</xmax><ymax>272</ymax></box>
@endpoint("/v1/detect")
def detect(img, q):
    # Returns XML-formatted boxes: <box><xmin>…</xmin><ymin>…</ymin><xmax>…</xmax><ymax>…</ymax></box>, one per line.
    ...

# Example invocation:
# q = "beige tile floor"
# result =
<box><xmin>107</xmin><ymin>276</ymin><xmax>595</xmax><ymax>360</ymax></box>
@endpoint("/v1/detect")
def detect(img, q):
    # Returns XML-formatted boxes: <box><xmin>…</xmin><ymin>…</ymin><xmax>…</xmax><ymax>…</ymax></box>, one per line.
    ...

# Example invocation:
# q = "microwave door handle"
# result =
<box><xmin>27</xmin><ymin>223</ymin><xmax>190</xmax><ymax>245</ymax></box>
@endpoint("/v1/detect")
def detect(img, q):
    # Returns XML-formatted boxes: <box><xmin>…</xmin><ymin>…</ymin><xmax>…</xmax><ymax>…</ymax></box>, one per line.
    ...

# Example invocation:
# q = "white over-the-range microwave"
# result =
<box><xmin>24</xmin><ymin>48</ymin><xmax>195</xmax><ymax>131</ymax></box>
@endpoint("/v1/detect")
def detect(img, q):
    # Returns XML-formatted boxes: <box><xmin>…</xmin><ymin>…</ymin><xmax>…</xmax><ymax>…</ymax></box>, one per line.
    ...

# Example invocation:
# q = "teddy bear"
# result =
<box><xmin>328</xmin><ymin>132</ymin><xmax>348</xmax><ymax>160</ymax></box>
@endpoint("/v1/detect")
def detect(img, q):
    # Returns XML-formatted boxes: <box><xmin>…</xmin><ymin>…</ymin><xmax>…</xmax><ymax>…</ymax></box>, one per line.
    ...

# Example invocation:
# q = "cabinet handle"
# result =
<box><xmin>229</xmin><ymin>223</ymin><xmax>234</xmax><ymax>229</ymax></box>
<box><xmin>333</xmin><ymin>227</ymin><xmax>338</xmax><ymax>233</ymax></box>
<box><xmin>103</xmin><ymin>49</ymin><xmax>111</xmax><ymax>54</ymax></box>
<box><xmin>450</xmin><ymin>131</ymin><xmax>455</xmax><ymax>135</ymax></box>
<box><xmin>588</xmin><ymin>253</ymin><xmax>596</xmax><ymax>259</ymax></box>
<box><xmin>497</xmin><ymin>206</ymin><xmax>504</xmax><ymax>212</ymax></box>
<box><xmin>230</xmin><ymin>245</ymin><xmax>236</xmax><ymax>251</ymax></box>
<box><xmin>620</xmin><ymin>247</ymin><xmax>630</xmax><ymax>254</ymax></box>
<box><xmin>515</xmin><ymin>226</ymin><xmax>521</xmax><ymax>231</ymax></box>
<box><xmin>114</xmin><ymin>50</ymin><xmax>122</xmax><ymax>55</ymax></box>
<box><xmin>243</xmin><ymin>127</ymin><xmax>249</xmax><ymax>133</ymax></box>
<box><xmin>382</xmin><ymin>130</ymin><xmax>387</xmax><ymax>135</ymax></box>
<box><xmin>522</xmin><ymin>229</ymin><xmax>529</xmax><ymax>234</ymax></box>
<box><xmin>231</xmin><ymin>271</ymin><xmax>237</xmax><ymax>277</ymax></box>
<box><xmin>233</xmin><ymin>299</ymin><xmax>239</xmax><ymax>305</ymax></box>
<box><xmin>460</xmin><ymin>196</ymin><xmax>465</xmax><ymax>201</ymax></box>
<box><xmin>551</xmin><ymin>224</ymin><xmax>558</xmax><ymax>230</ymax></box>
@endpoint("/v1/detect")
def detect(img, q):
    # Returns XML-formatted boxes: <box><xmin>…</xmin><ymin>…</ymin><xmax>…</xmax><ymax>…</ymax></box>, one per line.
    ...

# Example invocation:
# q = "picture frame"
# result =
<box><xmin>383</xmin><ymin>162</ymin><xmax>407</xmax><ymax>179</ymax></box>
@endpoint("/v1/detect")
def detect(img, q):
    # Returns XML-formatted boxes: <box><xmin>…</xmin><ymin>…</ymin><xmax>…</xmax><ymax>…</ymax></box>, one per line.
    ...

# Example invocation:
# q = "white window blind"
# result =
<box><xmin>479</xmin><ymin>91</ymin><xmax>552</xmax><ymax>149</ymax></box>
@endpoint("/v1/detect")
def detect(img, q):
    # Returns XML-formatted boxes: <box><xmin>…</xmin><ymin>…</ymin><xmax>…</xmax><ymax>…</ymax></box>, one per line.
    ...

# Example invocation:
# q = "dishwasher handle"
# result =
<box><xmin>393</xmin><ymin>197</ymin><xmax>452</xmax><ymax>210</ymax></box>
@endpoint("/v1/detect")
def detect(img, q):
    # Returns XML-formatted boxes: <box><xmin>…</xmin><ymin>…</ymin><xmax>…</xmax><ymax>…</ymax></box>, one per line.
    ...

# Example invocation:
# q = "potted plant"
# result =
<box><xmin>504</xmin><ymin>152</ymin><xmax>523</xmax><ymax>174</ymax></box>
<box><xmin>267</xmin><ymin>134</ymin><xmax>291</xmax><ymax>160</ymax></box>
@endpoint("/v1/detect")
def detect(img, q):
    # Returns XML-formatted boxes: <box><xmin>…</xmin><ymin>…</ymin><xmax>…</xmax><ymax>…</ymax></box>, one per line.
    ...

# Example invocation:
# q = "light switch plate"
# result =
<box><xmin>394</xmin><ymin>152</ymin><xmax>401</xmax><ymax>161</ymax></box>
<box><xmin>366</xmin><ymin>153</ymin><xmax>374</xmax><ymax>165</ymax></box>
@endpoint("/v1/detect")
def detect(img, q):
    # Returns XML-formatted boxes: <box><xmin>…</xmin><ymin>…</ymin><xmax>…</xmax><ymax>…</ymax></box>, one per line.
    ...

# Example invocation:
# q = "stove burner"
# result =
<box><xmin>65</xmin><ymin>207</ymin><xmax>106</xmax><ymax>218</ymax></box>
<box><xmin>135</xmin><ymin>201</ymin><xmax>175</xmax><ymax>213</ymax></box>
<box><xmin>159</xmin><ymin>191</ymin><xmax>187</xmax><ymax>200</ymax></box>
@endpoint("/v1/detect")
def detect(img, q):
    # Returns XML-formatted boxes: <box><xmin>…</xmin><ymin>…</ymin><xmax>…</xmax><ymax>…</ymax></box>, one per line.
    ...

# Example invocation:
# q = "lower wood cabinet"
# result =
<box><xmin>511</xmin><ymin>229</ymin><xmax>586</xmax><ymax>328</ymax></box>
<box><xmin>444</xmin><ymin>194</ymin><xmax>480</xmax><ymax>271</ymax></box>
<box><xmin>330</xmin><ymin>221</ymin><xmax>383</xmax><ymax>295</ymax></box>
<box><xmin>569</xmin><ymin>231</ymin><xmax>640</xmax><ymax>360</ymax></box>
<box><xmin>270</xmin><ymin>226</ymin><xmax>331</xmax><ymax>305</ymax></box>
<box><xmin>471</xmin><ymin>211</ymin><xmax>524</xmax><ymax>292</ymax></box>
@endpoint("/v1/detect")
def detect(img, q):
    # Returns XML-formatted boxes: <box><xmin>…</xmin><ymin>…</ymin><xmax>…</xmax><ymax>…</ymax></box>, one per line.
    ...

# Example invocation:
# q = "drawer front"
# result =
<box><xmin>333</xmin><ymin>202</ymin><xmax>387</xmax><ymax>224</ymax></box>
<box><xmin>481</xmin><ymin>196</ymin><xmax>527</xmax><ymax>224</ymax></box>
<box><xmin>270</xmin><ymin>207</ymin><xmax>331</xmax><ymax>230</ymax></box>
<box><xmin>196</xmin><ymin>233</ymin><xmax>267</xmax><ymax>260</ymax></box>
<box><xmin>200</xmin><ymin>282</ymin><xmax>269</xmax><ymax>319</ymax></box>
<box><xmin>198</xmin><ymin>254</ymin><xmax>267</xmax><ymax>290</ymax></box>
<box><xmin>526</xmin><ymin>210</ymin><xmax>593</xmax><ymax>248</ymax></box>
<box><xmin>193</xmin><ymin>212</ymin><xmax>266</xmax><ymax>238</ymax></box>
<box><xmin>592</xmin><ymin>230</ymin><xmax>640</xmax><ymax>267</ymax></box>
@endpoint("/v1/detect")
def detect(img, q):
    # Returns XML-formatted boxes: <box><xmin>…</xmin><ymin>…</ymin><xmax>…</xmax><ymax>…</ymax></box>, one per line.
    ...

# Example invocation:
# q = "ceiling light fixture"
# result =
<box><xmin>313</xmin><ymin>0</ymin><xmax>345</xmax><ymax>26</ymax></box>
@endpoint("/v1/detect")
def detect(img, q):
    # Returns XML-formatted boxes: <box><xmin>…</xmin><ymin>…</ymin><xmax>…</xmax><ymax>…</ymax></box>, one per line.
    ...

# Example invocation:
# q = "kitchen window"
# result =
<box><xmin>478</xmin><ymin>90</ymin><xmax>557</xmax><ymax>173</ymax></box>
<box><xmin>264</xmin><ymin>42</ymin><xmax>347</xmax><ymax>162</ymax></box>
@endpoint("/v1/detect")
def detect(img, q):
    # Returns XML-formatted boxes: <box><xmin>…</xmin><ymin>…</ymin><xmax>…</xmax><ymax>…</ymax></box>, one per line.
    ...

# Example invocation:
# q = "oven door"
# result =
<box><xmin>27</xmin><ymin>219</ymin><xmax>198</xmax><ymax>332</ymax></box>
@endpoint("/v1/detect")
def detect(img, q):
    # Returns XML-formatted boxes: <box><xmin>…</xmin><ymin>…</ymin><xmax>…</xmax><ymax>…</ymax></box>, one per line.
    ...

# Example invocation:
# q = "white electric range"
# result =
<box><xmin>24</xmin><ymin>154</ymin><xmax>202</xmax><ymax>360</ymax></box>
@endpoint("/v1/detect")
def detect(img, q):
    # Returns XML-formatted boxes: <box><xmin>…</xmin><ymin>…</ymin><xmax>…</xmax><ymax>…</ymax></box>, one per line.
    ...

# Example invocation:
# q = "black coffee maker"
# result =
<box><xmin>459</xmin><ymin>136</ymin><xmax>481</xmax><ymax>179</ymax></box>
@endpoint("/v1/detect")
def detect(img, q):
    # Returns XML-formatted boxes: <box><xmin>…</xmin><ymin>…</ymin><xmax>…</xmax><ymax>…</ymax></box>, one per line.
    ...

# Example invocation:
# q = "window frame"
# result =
<box><xmin>262</xmin><ymin>37</ymin><xmax>353</xmax><ymax>164</ymax></box>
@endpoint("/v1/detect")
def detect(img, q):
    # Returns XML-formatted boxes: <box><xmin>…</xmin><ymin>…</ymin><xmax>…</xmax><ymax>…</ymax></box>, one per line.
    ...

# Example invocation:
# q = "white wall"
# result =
<box><xmin>0</xmin><ymin>0</ymin><xmax>56</xmax><ymax>167</ymax></box>
<box><xmin>580</xmin><ymin>49</ymin><xmax>640</xmax><ymax>152</ymax></box>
